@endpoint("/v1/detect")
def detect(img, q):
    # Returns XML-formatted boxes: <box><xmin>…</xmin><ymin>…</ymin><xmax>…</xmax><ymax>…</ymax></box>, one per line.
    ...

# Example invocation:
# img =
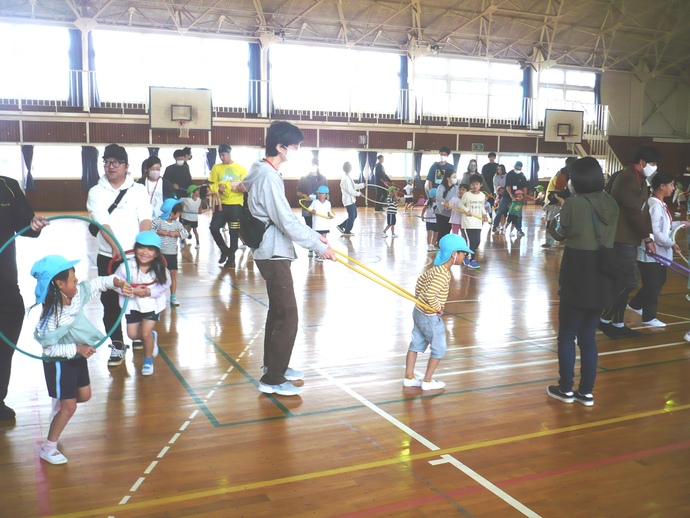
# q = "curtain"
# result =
<box><xmin>81</xmin><ymin>146</ymin><xmax>100</xmax><ymax>191</ymax></box>
<box><xmin>413</xmin><ymin>152</ymin><xmax>423</xmax><ymax>189</ymax></box>
<box><xmin>367</xmin><ymin>151</ymin><xmax>378</xmax><ymax>183</ymax></box>
<box><xmin>520</xmin><ymin>67</ymin><xmax>532</xmax><ymax>126</ymax></box>
<box><xmin>358</xmin><ymin>151</ymin><xmax>367</xmax><ymax>183</ymax></box>
<box><xmin>68</xmin><ymin>29</ymin><xmax>83</xmax><ymax>107</ymax></box>
<box><xmin>147</xmin><ymin>147</ymin><xmax>159</xmax><ymax>157</ymax></box>
<box><xmin>248</xmin><ymin>42</ymin><xmax>261</xmax><ymax>113</ymax></box>
<box><xmin>530</xmin><ymin>156</ymin><xmax>540</xmax><ymax>188</ymax></box>
<box><xmin>452</xmin><ymin>153</ymin><xmax>461</xmax><ymax>171</ymax></box>
<box><xmin>206</xmin><ymin>148</ymin><xmax>217</xmax><ymax>171</ymax></box>
<box><xmin>396</xmin><ymin>55</ymin><xmax>409</xmax><ymax>121</ymax></box>
<box><xmin>21</xmin><ymin>145</ymin><xmax>35</xmax><ymax>192</ymax></box>
<box><xmin>594</xmin><ymin>72</ymin><xmax>602</xmax><ymax>106</ymax></box>
<box><xmin>312</xmin><ymin>150</ymin><xmax>319</xmax><ymax>159</ymax></box>
<box><xmin>88</xmin><ymin>32</ymin><xmax>101</xmax><ymax>107</ymax></box>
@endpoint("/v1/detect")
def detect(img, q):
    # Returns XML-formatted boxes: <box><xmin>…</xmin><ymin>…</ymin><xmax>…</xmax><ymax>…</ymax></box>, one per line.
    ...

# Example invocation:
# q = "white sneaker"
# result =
<box><xmin>627</xmin><ymin>305</ymin><xmax>642</xmax><ymax>315</ymax></box>
<box><xmin>315</xmin><ymin>256</ymin><xmax>324</xmax><ymax>262</ymax></box>
<box><xmin>421</xmin><ymin>379</ymin><xmax>445</xmax><ymax>390</ymax></box>
<box><xmin>142</xmin><ymin>362</ymin><xmax>154</xmax><ymax>376</ymax></box>
<box><xmin>381</xmin><ymin>232</ymin><xmax>387</xmax><ymax>237</ymax></box>
<box><xmin>391</xmin><ymin>233</ymin><xmax>398</xmax><ymax>238</ymax></box>
<box><xmin>40</xmin><ymin>447</ymin><xmax>68</xmax><ymax>465</ymax></box>
<box><xmin>684</xmin><ymin>331</ymin><xmax>690</xmax><ymax>341</ymax></box>
<box><xmin>642</xmin><ymin>318</ymin><xmax>666</xmax><ymax>327</ymax></box>
<box><xmin>402</xmin><ymin>377</ymin><xmax>422</xmax><ymax>387</ymax></box>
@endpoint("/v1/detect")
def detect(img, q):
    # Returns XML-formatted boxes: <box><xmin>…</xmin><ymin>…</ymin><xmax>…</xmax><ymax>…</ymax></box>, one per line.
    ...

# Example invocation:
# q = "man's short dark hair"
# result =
<box><xmin>488</xmin><ymin>152</ymin><xmax>496</xmax><ymax>158</ymax></box>
<box><xmin>633</xmin><ymin>146</ymin><xmax>662</xmax><ymax>164</ymax></box>
<box><xmin>439</xmin><ymin>146</ymin><xmax>451</xmax><ymax>155</ymax></box>
<box><xmin>173</xmin><ymin>149</ymin><xmax>185</xmax><ymax>159</ymax></box>
<box><xmin>570</xmin><ymin>157</ymin><xmax>604</xmax><ymax>194</ymax></box>
<box><xmin>181</xmin><ymin>147</ymin><xmax>192</xmax><ymax>155</ymax></box>
<box><xmin>565</xmin><ymin>156</ymin><xmax>578</xmax><ymax>165</ymax></box>
<box><xmin>265</xmin><ymin>121</ymin><xmax>304</xmax><ymax>157</ymax></box>
<box><xmin>377</xmin><ymin>155</ymin><xmax>384</xmax><ymax>160</ymax></box>
<box><xmin>651</xmin><ymin>171</ymin><xmax>674</xmax><ymax>190</ymax></box>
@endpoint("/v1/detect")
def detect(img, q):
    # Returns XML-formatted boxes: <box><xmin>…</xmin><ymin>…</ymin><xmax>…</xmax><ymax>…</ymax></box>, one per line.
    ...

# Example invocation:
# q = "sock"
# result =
<box><xmin>42</xmin><ymin>440</ymin><xmax>58</xmax><ymax>453</ymax></box>
<box><xmin>612</xmin><ymin>322</ymin><xmax>624</xmax><ymax>328</ymax></box>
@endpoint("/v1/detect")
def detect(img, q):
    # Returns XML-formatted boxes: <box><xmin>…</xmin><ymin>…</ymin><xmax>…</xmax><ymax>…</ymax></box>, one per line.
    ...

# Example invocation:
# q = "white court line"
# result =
<box><xmin>144</xmin><ymin>461</ymin><xmax>158</xmax><ymax>474</ymax></box>
<box><xmin>312</xmin><ymin>365</ymin><xmax>541</xmax><ymax>517</ymax></box>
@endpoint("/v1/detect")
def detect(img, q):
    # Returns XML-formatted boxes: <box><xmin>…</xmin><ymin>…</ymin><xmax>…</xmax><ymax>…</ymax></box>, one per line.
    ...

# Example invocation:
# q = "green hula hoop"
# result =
<box><xmin>0</xmin><ymin>215</ymin><xmax>130</xmax><ymax>362</ymax></box>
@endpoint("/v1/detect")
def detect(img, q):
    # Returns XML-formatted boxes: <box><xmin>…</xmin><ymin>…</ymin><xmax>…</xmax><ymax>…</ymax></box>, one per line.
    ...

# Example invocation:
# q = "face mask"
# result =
<box><xmin>283</xmin><ymin>146</ymin><xmax>298</xmax><ymax>162</ymax></box>
<box><xmin>439</xmin><ymin>155</ymin><xmax>447</xmax><ymax>163</ymax></box>
<box><xmin>176</xmin><ymin>160</ymin><xmax>184</xmax><ymax>166</ymax></box>
<box><xmin>469</xmin><ymin>164</ymin><xmax>477</xmax><ymax>172</ymax></box>
<box><xmin>450</xmin><ymin>177</ymin><xmax>458</xmax><ymax>185</ymax></box>
<box><xmin>148</xmin><ymin>170</ymin><xmax>161</xmax><ymax>180</ymax></box>
<box><xmin>515</xmin><ymin>168</ymin><xmax>522</xmax><ymax>173</ymax></box>
<box><xmin>643</xmin><ymin>163</ymin><xmax>657</xmax><ymax>177</ymax></box>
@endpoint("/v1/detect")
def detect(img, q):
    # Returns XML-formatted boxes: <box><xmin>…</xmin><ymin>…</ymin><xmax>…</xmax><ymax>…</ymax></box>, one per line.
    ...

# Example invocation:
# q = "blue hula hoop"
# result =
<box><xmin>0</xmin><ymin>215</ymin><xmax>130</xmax><ymax>362</ymax></box>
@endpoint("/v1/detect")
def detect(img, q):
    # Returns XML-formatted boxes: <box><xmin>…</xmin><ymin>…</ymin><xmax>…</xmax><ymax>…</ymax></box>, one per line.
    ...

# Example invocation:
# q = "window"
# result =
<box><xmin>0</xmin><ymin>23</ymin><xmax>70</xmax><ymax>100</ymax></box>
<box><xmin>0</xmin><ymin>146</ymin><xmax>23</xmax><ymax>183</ymax></box>
<box><xmin>92</xmin><ymin>31</ymin><xmax>249</xmax><ymax>106</ymax></box>
<box><xmin>538</xmin><ymin>68</ymin><xmax>597</xmax><ymax>122</ymax></box>
<box><xmin>32</xmin><ymin>146</ymin><xmax>82</xmax><ymax>179</ymax></box>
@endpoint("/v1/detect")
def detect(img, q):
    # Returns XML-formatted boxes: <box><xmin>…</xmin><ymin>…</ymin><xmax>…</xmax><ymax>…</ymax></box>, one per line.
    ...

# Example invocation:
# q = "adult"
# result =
<box><xmin>546</xmin><ymin>157</ymin><xmax>619</xmax><ymax>407</ymax></box>
<box><xmin>296</xmin><ymin>157</ymin><xmax>328</xmax><ymax>230</ymax></box>
<box><xmin>599</xmin><ymin>146</ymin><xmax>661</xmax><ymax>338</ymax></box>
<box><xmin>208</xmin><ymin>144</ymin><xmax>248</xmax><ymax>269</ymax></box>
<box><xmin>181</xmin><ymin>147</ymin><xmax>193</xmax><ymax>166</ymax></box>
<box><xmin>373</xmin><ymin>155</ymin><xmax>391</xmax><ymax>212</ymax></box>
<box><xmin>425</xmin><ymin>146</ymin><xmax>454</xmax><ymax>194</ymax></box>
<box><xmin>481</xmin><ymin>152</ymin><xmax>498</xmax><ymax>194</ymax></box>
<box><xmin>87</xmin><ymin>144</ymin><xmax>151</xmax><ymax>367</ymax></box>
<box><xmin>628</xmin><ymin>172</ymin><xmax>688</xmax><ymax>327</ymax></box>
<box><xmin>337</xmin><ymin>161</ymin><xmax>365</xmax><ymax>236</ymax></box>
<box><xmin>542</xmin><ymin>157</ymin><xmax>576</xmax><ymax>249</ymax></box>
<box><xmin>0</xmin><ymin>177</ymin><xmax>48</xmax><ymax>420</ymax></box>
<box><xmin>242</xmin><ymin>121</ymin><xmax>336</xmax><ymax>396</ymax></box>
<box><xmin>434</xmin><ymin>169</ymin><xmax>458</xmax><ymax>241</ymax></box>
<box><xmin>493</xmin><ymin>161</ymin><xmax>527</xmax><ymax>235</ymax></box>
<box><xmin>460</xmin><ymin>159</ymin><xmax>489</xmax><ymax>192</ymax></box>
<box><xmin>163</xmin><ymin>149</ymin><xmax>192</xmax><ymax>199</ymax></box>
<box><xmin>139</xmin><ymin>156</ymin><xmax>176</xmax><ymax>218</ymax></box>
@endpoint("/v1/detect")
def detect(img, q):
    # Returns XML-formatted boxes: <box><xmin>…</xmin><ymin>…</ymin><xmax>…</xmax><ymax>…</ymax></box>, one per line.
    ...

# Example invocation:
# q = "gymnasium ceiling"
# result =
<box><xmin>2</xmin><ymin>0</ymin><xmax>690</xmax><ymax>77</ymax></box>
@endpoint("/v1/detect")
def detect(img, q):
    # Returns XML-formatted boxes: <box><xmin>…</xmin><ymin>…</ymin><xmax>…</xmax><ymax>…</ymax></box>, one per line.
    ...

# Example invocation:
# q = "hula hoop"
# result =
<box><xmin>671</xmin><ymin>225</ymin><xmax>689</xmax><ymax>264</ymax></box>
<box><xmin>441</xmin><ymin>202</ymin><xmax>485</xmax><ymax>221</ymax></box>
<box><xmin>362</xmin><ymin>183</ymin><xmax>396</xmax><ymax>207</ymax></box>
<box><xmin>648</xmin><ymin>251</ymin><xmax>690</xmax><ymax>277</ymax></box>
<box><xmin>0</xmin><ymin>215</ymin><xmax>130</xmax><ymax>361</ymax></box>
<box><xmin>298</xmin><ymin>199</ymin><xmax>335</xmax><ymax>219</ymax></box>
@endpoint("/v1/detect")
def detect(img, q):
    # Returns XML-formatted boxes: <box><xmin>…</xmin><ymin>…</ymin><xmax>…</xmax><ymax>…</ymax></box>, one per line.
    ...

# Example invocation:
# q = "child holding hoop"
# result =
<box><xmin>308</xmin><ymin>185</ymin><xmax>335</xmax><ymax>262</ymax></box>
<box><xmin>114</xmin><ymin>231</ymin><xmax>171</xmax><ymax>376</ymax></box>
<box><xmin>152</xmin><ymin>198</ymin><xmax>187</xmax><ymax>307</ymax></box>
<box><xmin>32</xmin><ymin>255</ymin><xmax>132</xmax><ymax>465</ymax></box>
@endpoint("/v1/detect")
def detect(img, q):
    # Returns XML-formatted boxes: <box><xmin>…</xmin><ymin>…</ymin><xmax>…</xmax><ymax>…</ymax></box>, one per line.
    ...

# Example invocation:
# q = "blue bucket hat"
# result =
<box><xmin>434</xmin><ymin>234</ymin><xmax>473</xmax><ymax>266</ymax></box>
<box><xmin>135</xmin><ymin>231</ymin><xmax>161</xmax><ymax>249</ymax></box>
<box><xmin>316</xmin><ymin>185</ymin><xmax>329</xmax><ymax>194</ymax></box>
<box><xmin>31</xmin><ymin>255</ymin><xmax>80</xmax><ymax>304</ymax></box>
<box><xmin>159</xmin><ymin>198</ymin><xmax>180</xmax><ymax>220</ymax></box>
<box><xmin>429</xmin><ymin>188</ymin><xmax>437</xmax><ymax>198</ymax></box>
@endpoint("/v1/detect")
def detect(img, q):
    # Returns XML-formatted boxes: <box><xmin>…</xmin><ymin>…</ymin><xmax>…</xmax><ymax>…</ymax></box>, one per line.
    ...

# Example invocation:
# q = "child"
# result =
<box><xmin>493</xmin><ymin>186</ymin><xmax>505</xmax><ymax>232</ymax></box>
<box><xmin>504</xmin><ymin>190</ymin><xmax>525</xmax><ymax>236</ymax></box>
<box><xmin>458</xmin><ymin>174</ymin><xmax>488</xmax><ymax>269</ymax></box>
<box><xmin>115</xmin><ymin>231</ymin><xmax>171</xmax><ymax>376</ymax></box>
<box><xmin>31</xmin><ymin>255</ymin><xmax>132</xmax><ymax>464</ymax></box>
<box><xmin>403</xmin><ymin>177</ymin><xmax>415</xmax><ymax>214</ymax></box>
<box><xmin>403</xmin><ymin>234</ymin><xmax>473</xmax><ymax>390</ymax></box>
<box><xmin>421</xmin><ymin>188</ymin><xmax>439</xmax><ymax>252</ymax></box>
<box><xmin>382</xmin><ymin>186</ymin><xmax>399</xmax><ymax>238</ymax></box>
<box><xmin>447</xmin><ymin>184</ymin><xmax>468</xmax><ymax>238</ymax></box>
<box><xmin>181</xmin><ymin>184</ymin><xmax>203</xmax><ymax>249</ymax></box>
<box><xmin>152</xmin><ymin>198</ymin><xmax>187</xmax><ymax>306</ymax></box>
<box><xmin>308</xmin><ymin>185</ymin><xmax>335</xmax><ymax>262</ymax></box>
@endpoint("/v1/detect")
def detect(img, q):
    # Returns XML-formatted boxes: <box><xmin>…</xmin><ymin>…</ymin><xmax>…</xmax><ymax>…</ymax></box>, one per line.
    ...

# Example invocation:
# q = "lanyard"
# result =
<box><xmin>653</xmin><ymin>195</ymin><xmax>672</xmax><ymax>224</ymax></box>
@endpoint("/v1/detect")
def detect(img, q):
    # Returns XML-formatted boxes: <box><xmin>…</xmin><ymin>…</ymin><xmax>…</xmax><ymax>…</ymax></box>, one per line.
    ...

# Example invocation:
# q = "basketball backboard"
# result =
<box><xmin>543</xmin><ymin>109</ymin><xmax>583</xmax><ymax>144</ymax></box>
<box><xmin>149</xmin><ymin>87</ymin><xmax>212</xmax><ymax>131</ymax></box>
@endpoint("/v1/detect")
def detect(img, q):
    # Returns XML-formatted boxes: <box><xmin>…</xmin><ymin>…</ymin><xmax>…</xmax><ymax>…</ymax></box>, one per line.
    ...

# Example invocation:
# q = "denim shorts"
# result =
<box><xmin>126</xmin><ymin>310</ymin><xmax>160</xmax><ymax>324</ymax></box>
<box><xmin>409</xmin><ymin>308</ymin><xmax>447</xmax><ymax>359</ymax></box>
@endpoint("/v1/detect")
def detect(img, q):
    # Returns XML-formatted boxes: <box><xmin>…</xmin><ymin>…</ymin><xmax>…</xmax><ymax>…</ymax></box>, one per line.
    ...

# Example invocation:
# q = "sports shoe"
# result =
<box><xmin>195</xmin><ymin>243</ymin><xmax>200</xmax><ymax>249</ymax></box>
<box><xmin>391</xmin><ymin>233</ymin><xmax>398</xmax><ymax>238</ymax></box>
<box><xmin>343</xmin><ymin>233</ymin><xmax>354</xmax><ymax>237</ymax></box>
<box><xmin>573</xmin><ymin>391</ymin><xmax>594</xmax><ymax>406</ymax></box>
<box><xmin>170</xmin><ymin>295</ymin><xmax>180</xmax><ymax>307</ymax></box>
<box><xmin>463</xmin><ymin>256</ymin><xmax>470</xmax><ymax>266</ymax></box>
<box><xmin>686</xmin><ymin>294</ymin><xmax>690</xmax><ymax>302</ymax></box>
<box><xmin>142</xmin><ymin>361</ymin><xmax>154</xmax><ymax>376</ymax></box>
<box><xmin>427</xmin><ymin>245</ymin><xmax>435</xmax><ymax>252</ymax></box>
<box><xmin>259</xmin><ymin>381</ymin><xmax>302</xmax><ymax>396</ymax></box>
<box><xmin>467</xmin><ymin>260</ymin><xmax>480</xmax><ymax>269</ymax></box>
<box><xmin>336</xmin><ymin>225</ymin><xmax>345</xmax><ymax>234</ymax></box>
<box><xmin>262</xmin><ymin>366</ymin><xmax>304</xmax><ymax>381</ymax></box>
<box><xmin>421</xmin><ymin>379</ymin><xmax>445</xmax><ymax>390</ymax></box>
<box><xmin>402</xmin><ymin>377</ymin><xmax>422</xmax><ymax>387</ymax></box>
<box><xmin>547</xmin><ymin>385</ymin><xmax>574</xmax><ymax>403</ymax></box>
<box><xmin>517</xmin><ymin>231</ymin><xmax>525</xmax><ymax>236</ymax></box>
<box><xmin>308</xmin><ymin>250</ymin><xmax>314</xmax><ymax>258</ymax></box>
<box><xmin>218</xmin><ymin>251</ymin><xmax>228</xmax><ymax>264</ymax></box>
<box><xmin>626</xmin><ymin>305</ymin><xmax>642</xmax><ymax>315</ymax></box>
<box><xmin>107</xmin><ymin>342</ymin><xmax>126</xmax><ymax>367</ymax></box>
<box><xmin>381</xmin><ymin>232</ymin><xmax>387</xmax><ymax>237</ymax></box>
<box><xmin>0</xmin><ymin>404</ymin><xmax>16</xmax><ymax>420</ymax></box>
<box><xmin>642</xmin><ymin>318</ymin><xmax>666</xmax><ymax>327</ymax></box>
<box><xmin>224</xmin><ymin>259</ymin><xmax>236</xmax><ymax>269</ymax></box>
<box><xmin>541</xmin><ymin>243</ymin><xmax>553</xmax><ymax>249</ymax></box>
<box><xmin>315</xmin><ymin>256</ymin><xmax>324</xmax><ymax>262</ymax></box>
<box><xmin>132</xmin><ymin>340</ymin><xmax>143</xmax><ymax>350</ymax></box>
<box><xmin>152</xmin><ymin>330</ymin><xmax>159</xmax><ymax>358</ymax></box>
<box><xmin>40</xmin><ymin>447</ymin><xmax>68</xmax><ymax>465</ymax></box>
<box><xmin>684</xmin><ymin>331</ymin><xmax>690</xmax><ymax>341</ymax></box>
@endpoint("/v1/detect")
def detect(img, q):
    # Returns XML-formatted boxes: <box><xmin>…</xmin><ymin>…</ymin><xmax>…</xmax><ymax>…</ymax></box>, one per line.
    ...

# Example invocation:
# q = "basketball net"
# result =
<box><xmin>178</xmin><ymin>120</ymin><xmax>190</xmax><ymax>139</ymax></box>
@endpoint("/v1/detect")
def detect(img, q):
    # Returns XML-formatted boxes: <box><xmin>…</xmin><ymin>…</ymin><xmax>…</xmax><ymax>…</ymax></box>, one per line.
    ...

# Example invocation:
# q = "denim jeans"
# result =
<box><xmin>493</xmin><ymin>196</ymin><xmax>511</xmax><ymax>231</ymax></box>
<box><xmin>557</xmin><ymin>301</ymin><xmax>599</xmax><ymax>394</ymax></box>
<box><xmin>341</xmin><ymin>204</ymin><xmax>357</xmax><ymax>233</ymax></box>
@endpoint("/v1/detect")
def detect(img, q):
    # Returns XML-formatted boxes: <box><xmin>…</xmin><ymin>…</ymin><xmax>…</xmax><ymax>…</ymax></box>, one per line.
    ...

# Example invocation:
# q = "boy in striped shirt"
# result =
<box><xmin>403</xmin><ymin>234</ymin><xmax>472</xmax><ymax>390</ymax></box>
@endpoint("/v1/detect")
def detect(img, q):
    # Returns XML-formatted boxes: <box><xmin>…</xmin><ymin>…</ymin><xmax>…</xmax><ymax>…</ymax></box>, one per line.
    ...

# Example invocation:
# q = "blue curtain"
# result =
<box><xmin>452</xmin><ymin>153</ymin><xmax>461</xmax><ymax>171</ymax></box>
<box><xmin>81</xmin><ymin>146</ymin><xmax>100</xmax><ymax>191</ymax></box>
<box><xmin>21</xmin><ymin>145</ymin><xmax>35</xmax><ymax>192</ymax></box>
<box><xmin>248</xmin><ymin>42</ymin><xmax>261</xmax><ymax>113</ymax></box>
<box><xmin>358</xmin><ymin>151</ymin><xmax>367</xmax><ymax>183</ymax></box>
<box><xmin>530</xmin><ymin>156</ymin><xmax>540</xmax><ymax>188</ymax></box>
<box><xmin>312</xmin><ymin>150</ymin><xmax>319</xmax><ymax>159</ymax></box>
<box><xmin>413</xmin><ymin>152</ymin><xmax>423</xmax><ymax>189</ymax></box>
<box><xmin>594</xmin><ymin>73</ymin><xmax>602</xmax><ymax>106</ymax></box>
<box><xmin>520</xmin><ymin>68</ymin><xmax>532</xmax><ymax>125</ymax></box>
<box><xmin>147</xmin><ymin>147</ymin><xmax>159</xmax><ymax>157</ymax></box>
<box><xmin>367</xmin><ymin>151</ymin><xmax>378</xmax><ymax>183</ymax></box>
<box><xmin>396</xmin><ymin>55</ymin><xmax>409</xmax><ymax>121</ymax></box>
<box><xmin>206</xmin><ymin>148</ymin><xmax>217</xmax><ymax>171</ymax></box>
<box><xmin>68</xmin><ymin>29</ymin><xmax>83</xmax><ymax>107</ymax></box>
<box><xmin>88</xmin><ymin>32</ymin><xmax>100</xmax><ymax>107</ymax></box>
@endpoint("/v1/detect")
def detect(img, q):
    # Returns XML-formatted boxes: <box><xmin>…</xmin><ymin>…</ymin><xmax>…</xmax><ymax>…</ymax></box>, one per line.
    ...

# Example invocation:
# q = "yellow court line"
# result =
<box><xmin>51</xmin><ymin>402</ymin><xmax>690</xmax><ymax>518</ymax></box>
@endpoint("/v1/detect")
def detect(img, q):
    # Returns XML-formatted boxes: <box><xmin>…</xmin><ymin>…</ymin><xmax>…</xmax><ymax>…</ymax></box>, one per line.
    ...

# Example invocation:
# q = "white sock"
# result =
<box><xmin>42</xmin><ymin>439</ymin><xmax>58</xmax><ymax>453</ymax></box>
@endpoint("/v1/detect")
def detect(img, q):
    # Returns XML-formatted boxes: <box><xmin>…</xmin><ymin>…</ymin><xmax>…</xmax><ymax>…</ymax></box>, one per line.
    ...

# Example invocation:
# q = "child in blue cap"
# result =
<box><xmin>151</xmin><ymin>198</ymin><xmax>187</xmax><ymax>306</ymax></box>
<box><xmin>403</xmin><ymin>234</ymin><xmax>472</xmax><ymax>391</ymax></box>
<box><xmin>308</xmin><ymin>185</ymin><xmax>335</xmax><ymax>262</ymax></box>
<box><xmin>31</xmin><ymin>255</ymin><xmax>132</xmax><ymax>464</ymax></box>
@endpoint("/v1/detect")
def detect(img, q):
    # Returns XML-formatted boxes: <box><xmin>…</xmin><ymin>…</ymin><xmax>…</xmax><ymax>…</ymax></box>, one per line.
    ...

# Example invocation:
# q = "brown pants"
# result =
<box><xmin>255</xmin><ymin>259</ymin><xmax>298</xmax><ymax>385</ymax></box>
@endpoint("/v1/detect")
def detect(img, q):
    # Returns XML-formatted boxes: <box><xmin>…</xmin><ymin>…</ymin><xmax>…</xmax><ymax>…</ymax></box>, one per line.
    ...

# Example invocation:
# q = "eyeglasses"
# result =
<box><xmin>103</xmin><ymin>159</ymin><xmax>125</xmax><ymax>167</ymax></box>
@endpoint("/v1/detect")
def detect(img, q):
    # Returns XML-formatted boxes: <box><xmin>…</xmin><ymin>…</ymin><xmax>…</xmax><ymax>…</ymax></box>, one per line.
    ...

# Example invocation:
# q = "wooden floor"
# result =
<box><xmin>1</xmin><ymin>204</ymin><xmax>689</xmax><ymax>518</ymax></box>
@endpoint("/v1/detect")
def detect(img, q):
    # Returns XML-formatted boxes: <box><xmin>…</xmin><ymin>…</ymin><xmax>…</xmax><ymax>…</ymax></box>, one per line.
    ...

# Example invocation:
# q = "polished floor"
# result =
<box><xmin>1</xmin><ymin>203</ymin><xmax>689</xmax><ymax>517</ymax></box>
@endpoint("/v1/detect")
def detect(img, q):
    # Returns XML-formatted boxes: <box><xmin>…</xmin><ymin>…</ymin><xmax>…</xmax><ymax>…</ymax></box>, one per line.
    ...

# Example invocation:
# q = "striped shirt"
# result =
<box><xmin>415</xmin><ymin>265</ymin><xmax>451</xmax><ymax>315</ymax></box>
<box><xmin>386</xmin><ymin>194</ymin><xmax>398</xmax><ymax>215</ymax></box>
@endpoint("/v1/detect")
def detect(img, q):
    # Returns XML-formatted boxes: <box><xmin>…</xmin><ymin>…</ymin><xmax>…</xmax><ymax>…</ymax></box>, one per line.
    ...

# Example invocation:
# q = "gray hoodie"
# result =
<box><xmin>243</xmin><ymin>159</ymin><xmax>327</xmax><ymax>261</ymax></box>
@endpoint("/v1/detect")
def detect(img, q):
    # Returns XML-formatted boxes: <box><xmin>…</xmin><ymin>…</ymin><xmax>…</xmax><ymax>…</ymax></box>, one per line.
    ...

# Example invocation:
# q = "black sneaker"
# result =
<box><xmin>224</xmin><ymin>259</ymin><xmax>236</xmax><ymax>269</ymax></box>
<box><xmin>573</xmin><ymin>391</ymin><xmax>594</xmax><ymax>406</ymax></box>
<box><xmin>597</xmin><ymin>321</ymin><xmax>618</xmax><ymax>338</ymax></box>
<box><xmin>336</xmin><ymin>225</ymin><xmax>345</xmax><ymax>234</ymax></box>
<box><xmin>218</xmin><ymin>251</ymin><xmax>229</xmax><ymax>264</ymax></box>
<box><xmin>0</xmin><ymin>404</ymin><xmax>16</xmax><ymax>420</ymax></box>
<box><xmin>547</xmin><ymin>385</ymin><xmax>574</xmax><ymax>403</ymax></box>
<box><xmin>107</xmin><ymin>341</ymin><xmax>126</xmax><ymax>367</ymax></box>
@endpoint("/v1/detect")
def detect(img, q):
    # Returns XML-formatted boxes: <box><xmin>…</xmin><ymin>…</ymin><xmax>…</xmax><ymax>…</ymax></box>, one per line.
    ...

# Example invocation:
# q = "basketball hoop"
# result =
<box><xmin>178</xmin><ymin>120</ymin><xmax>190</xmax><ymax>139</ymax></box>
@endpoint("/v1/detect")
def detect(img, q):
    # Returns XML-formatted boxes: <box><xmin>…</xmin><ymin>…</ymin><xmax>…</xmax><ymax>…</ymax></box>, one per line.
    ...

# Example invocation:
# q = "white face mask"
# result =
<box><xmin>439</xmin><ymin>154</ymin><xmax>448</xmax><ymax>163</ymax></box>
<box><xmin>643</xmin><ymin>163</ymin><xmax>657</xmax><ymax>177</ymax></box>
<box><xmin>148</xmin><ymin>169</ymin><xmax>161</xmax><ymax>181</ymax></box>
<box><xmin>282</xmin><ymin>145</ymin><xmax>298</xmax><ymax>162</ymax></box>
<box><xmin>450</xmin><ymin>177</ymin><xmax>458</xmax><ymax>185</ymax></box>
<box><xmin>469</xmin><ymin>164</ymin><xmax>477</xmax><ymax>172</ymax></box>
<box><xmin>176</xmin><ymin>160</ymin><xmax>185</xmax><ymax>166</ymax></box>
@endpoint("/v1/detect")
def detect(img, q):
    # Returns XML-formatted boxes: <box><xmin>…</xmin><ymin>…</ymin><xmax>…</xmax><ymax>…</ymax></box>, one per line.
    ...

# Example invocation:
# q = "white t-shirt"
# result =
<box><xmin>182</xmin><ymin>197</ymin><xmax>202</xmax><ymax>222</ymax></box>
<box><xmin>308</xmin><ymin>199</ymin><xmax>332</xmax><ymax>232</ymax></box>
